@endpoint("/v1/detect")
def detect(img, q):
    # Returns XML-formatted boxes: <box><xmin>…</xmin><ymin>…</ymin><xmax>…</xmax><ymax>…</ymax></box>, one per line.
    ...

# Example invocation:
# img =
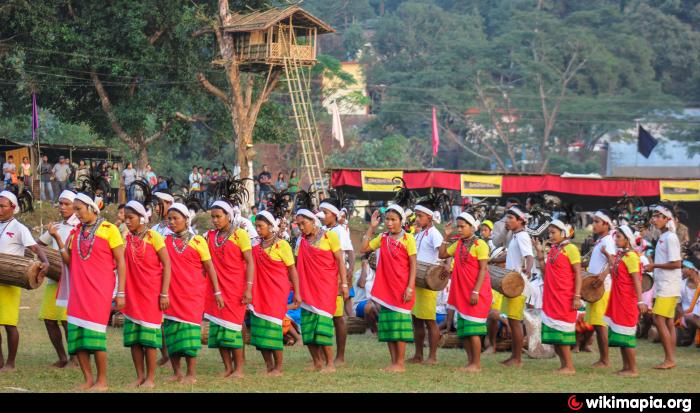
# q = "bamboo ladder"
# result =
<box><xmin>280</xmin><ymin>21</ymin><xmax>326</xmax><ymax>197</ymax></box>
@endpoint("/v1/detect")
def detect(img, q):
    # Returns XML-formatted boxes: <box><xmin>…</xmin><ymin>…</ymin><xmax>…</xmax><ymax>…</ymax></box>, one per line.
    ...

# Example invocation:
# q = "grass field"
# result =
<box><xmin>1</xmin><ymin>288</ymin><xmax>699</xmax><ymax>393</ymax></box>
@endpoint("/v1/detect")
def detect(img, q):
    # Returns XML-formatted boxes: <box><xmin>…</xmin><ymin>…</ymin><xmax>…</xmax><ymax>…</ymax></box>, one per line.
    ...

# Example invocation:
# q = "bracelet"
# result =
<box><xmin>406</xmin><ymin>287</ymin><xmax>413</xmax><ymax>291</ymax></box>
<box><xmin>59</xmin><ymin>248</ymin><xmax>66</xmax><ymax>253</ymax></box>
<box><xmin>471</xmin><ymin>291</ymin><xmax>479</xmax><ymax>295</ymax></box>
<box><xmin>159</xmin><ymin>294</ymin><xmax>168</xmax><ymax>298</ymax></box>
<box><xmin>442</xmin><ymin>241</ymin><xmax>451</xmax><ymax>245</ymax></box>
<box><xmin>637</xmin><ymin>301</ymin><xmax>645</xmax><ymax>305</ymax></box>
<box><xmin>342</xmin><ymin>283</ymin><xmax>348</xmax><ymax>288</ymax></box>
<box><xmin>574</xmin><ymin>294</ymin><xmax>581</xmax><ymax>298</ymax></box>
<box><xmin>247</xmin><ymin>281</ymin><xmax>254</xmax><ymax>285</ymax></box>
<box><xmin>116</xmin><ymin>292</ymin><xmax>125</xmax><ymax>297</ymax></box>
<box><xmin>214</xmin><ymin>291</ymin><xmax>222</xmax><ymax>296</ymax></box>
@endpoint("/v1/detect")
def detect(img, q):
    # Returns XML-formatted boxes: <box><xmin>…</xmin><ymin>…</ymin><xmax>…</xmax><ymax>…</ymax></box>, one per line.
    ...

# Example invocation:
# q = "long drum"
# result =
<box><xmin>415</xmin><ymin>260</ymin><xmax>451</xmax><ymax>291</ymax></box>
<box><xmin>642</xmin><ymin>272</ymin><xmax>654</xmax><ymax>293</ymax></box>
<box><xmin>438</xmin><ymin>332</ymin><xmax>462</xmax><ymax>349</ymax></box>
<box><xmin>581</xmin><ymin>271</ymin><xmax>605</xmax><ymax>303</ymax></box>
<box><xmin>0</xmin><ymin>253</ymin><xmax>43</xmax><ymax>290</ymax></box>
<box><xmin>347</xmin><ymin>316</ymin><xmax>368</xmax><ymax>335</ymax></box>
<box><xmin>488</xmin><ymin>265</ymin><xmax>524</xmax><ymax>298</ymax></box>
<box><xmin>25</xmin><ymin>245</ymin><xmax>62</xmax><ymax>282</ymax></box>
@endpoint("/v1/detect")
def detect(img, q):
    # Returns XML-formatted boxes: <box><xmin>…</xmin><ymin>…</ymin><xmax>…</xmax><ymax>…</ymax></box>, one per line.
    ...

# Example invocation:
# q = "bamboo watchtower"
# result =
<box><xmin>222</xmin><ymin>5</ymin><xmax>335</xmax><ymax>195</ymax></box>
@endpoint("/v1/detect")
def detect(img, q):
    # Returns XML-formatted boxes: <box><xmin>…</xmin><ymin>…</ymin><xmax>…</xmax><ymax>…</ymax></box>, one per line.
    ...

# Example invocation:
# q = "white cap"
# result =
<box><xmin>154</xmin><ymin>192</ymin><xmax>175</xmax><ymax>204</ymax></box>
<box><xmin>0</xmin><ymin>191</ymin><xmax>19</xmax><ymax>214</ymax></box>
<box><xmin>58</xmin><ymin>190</ymin><xmax>76</xmax><ymax>203</ymax></box>
<box><xmin>125</xmin><ymin>200</ymin><xmax>150</xmax><ymax>224</ymax></box>
<box><xmin>457</xmin><ymin>212</ymin><xmax>479</xmax><ymax>228</ymax></box>
<box><xmin>75</xmin><ymin>193</ymin><xmax>100</xmax><ymax>214</ymax></box>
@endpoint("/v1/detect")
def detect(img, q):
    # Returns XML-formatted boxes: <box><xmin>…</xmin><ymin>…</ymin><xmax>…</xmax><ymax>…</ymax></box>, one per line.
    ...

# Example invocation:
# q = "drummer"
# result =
<box><xmin>37</xmin><ymin>190</ymin><xmax>80</xmax><ymax>368</ymax></box>
<box><xmin>0</xmin><ymin>190</ymin><xmax>49</xmax><ymax>372</ymax></box>
<box><xmin>409</xmin><ymin>200</ymin><xmax>444</xmax><ymax>365</ymax></box>
<box><xmin>584</xmin><ymin>210</ymin><xmax>617</xmax><ymax>369</ymax></box>
<box><xmin>500</xmin><ymin>206</ymin><xmax>534</xmax><ymax>367</ymax></box>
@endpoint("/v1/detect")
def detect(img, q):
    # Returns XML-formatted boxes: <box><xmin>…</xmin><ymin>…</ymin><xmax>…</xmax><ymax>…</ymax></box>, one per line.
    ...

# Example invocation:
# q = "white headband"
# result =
<box><xmin>617</xmin><ymin>225</ymin><xmax>637</xmax><ymax>248</ymax></box>
<box><xmin>594</xmin><ymin>210</ymin><xmax>613</xmax><ymax>227</ymax></box>
<box><xmin>550</xmin><ymin>219</ymin><xmax>568</xmax><ymax>234</ymax></box>
<box><xmin>257</xmin><ymin>210</ymin><xmax>279</xmax><ymax>232</ymax></box>
<box><xmin>316</xmin><ymin>211</ymin><xmax>325</xmax><ymax>221</ymax></box>
<box><xmin>507</xmin><ymin>206</ymin><xmax>527</xmax><ymax>221</ymax></box>
<box><xmin>320</xmin><ymin>202</ymin><xmax>340</xmax><ymax>218</ymax></box>
<box><xmin>154</xmin><ymin>192</ymin><xmax>175</xmax><ymax>204</ymax></box>
<box><xmin>58</xmin><ymin>190</ymin><xmax>76</xmax><ymax>203</ymax></box>
<box><xmin>125</xmin><ymin>201</ymin><xmax>150</xmax><ymax>223</ymax></box>
<box><xmin>386</xmin><ymin>204</ymin><xmax>405</xmax><ymax>222</ymax></box>
<box><xmin>0</xmin><ymin>191</ymin><xmax>19</xmax><ymax>214</ymax></box>
<box><xmin>414</xmin><ymin>205</ymin><xmax>434</xmax><ymax>217</ymax></box>
<box><xmin>296</xmin><ymin>209</ymin><xmax>321</xmax><ymax>227</ymax></box>
<box><xmin>654</xmin><ymin>205</ymin><xmax>673</xmax><ymax>219</ymax></box>
<box><xmin>457</xmin><ymin>212</ymin><xmax>479</xmax><ymax>229</ymax></box>
<box><xmin>212</xmin><ymin>200</ymin><xmax>234</xmax><ymax>221</ymax></box>
<box><xmin>75</xmin><ymin>193</ymin><xmax>100</xmax><ymax>214</ymax></box>
<box><xmin>168</xmin><ymin>202</ymin><xmax>191</xmax><ymax>225</ymax></box>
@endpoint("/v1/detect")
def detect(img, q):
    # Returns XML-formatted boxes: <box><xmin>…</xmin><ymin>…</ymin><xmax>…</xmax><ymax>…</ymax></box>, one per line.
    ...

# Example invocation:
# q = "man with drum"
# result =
<box><xmin>0</xmin><ymin>190</ymin><xmax>49</xmax><ymax>372</ymax></box>
<box><xmin>584</xmin><ymin>210</ymin><xmax>617</xmax><ymax>369</ymax></box>
<box><xmin>500</xmin><ymin>206</ymin><xmax>534</xmax><ymax>367</ymax></box>
<box><xmin>409</xmin><ymin>200</ymin><xmax>444</xmax><ymax>365</ymax></box>
<box><xmin>37</xmin><ymin>190</ymin><xmax>80</xmax><ymax>368</ymax></box>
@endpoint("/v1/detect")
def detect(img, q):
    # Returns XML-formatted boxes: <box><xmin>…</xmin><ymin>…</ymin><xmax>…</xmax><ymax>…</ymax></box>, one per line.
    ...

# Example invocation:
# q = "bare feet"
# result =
<box><xmin>267</xmin><ymin>369</ymin><xmax>283</xmax><ymax>377</ymax></box>
<box><xmin>616</xmin><ymin>370</ymin><xmax>639</xmax><ymax>377</ymax></box>
<box><xmin>407</xmin><ymin>356</ymin><xmax>423</xmax><ymax>364</ymax></box>
<box><xmin>581</xmin><ymin>346</ymin><xmax>592</xmax><ymax>353</ymax></box>
<box><xmin>320</xmin><ymin>366</ymin><xmax>336</xmax><ymax>374</ymax></box>
<box><xmin>90</xmin><ymin>383</ymin><xmax>108</xmax><ymax>392</ymax></box>
<box><xmin>141</xmin><ymin>380</ymin><xmax>156</xmax><ymax>389</ymax></box>
<box><xmin>130</xmin><ymin>378</ymin><xmax>145</xmax><ymax>388</ymax></box>
<box><xmin>555</xmin><ymin>367</ymin><xmax>576</xmax><ymax>376</ymax></box>
<box><xmin>220</xmin><ymin>370</ymin><xmax>234</xmax><ymax>378</ymax></box>
<box><xmin>182</xmin><ymin>375</ymin><xmax>197</xmax><ymax>385</ymax></box>
<box><xmin>501</xmin><ymin>358</ymin><xmax>522</xmax><ymax>367</ymax></box>
<box><xmin>76</xmin><ymin>382</ymin><xmax>92</xmax><ymax>391</ymax></box>
<box><xmin>0</xmin><ymin>365</ymin><xmax>15</xmax><ymax>373</ymax></box>
<box><xmin>482</xmin><ymin>347</ymin><xmax>496</xmax><ymax>355</ymax></box>
<box><xmin>380</xmin><ymin>364</ymin><xmax>405</xmax><ymax>373</ymax></box>
<box><xmin>51</xmin><ymin>360</ymin><xmax>68</xmax><ymax>368</ymax></box>
<box><xmin>157</xmin><ymin>356</ymin><xmax>170</xmax><ymax>367</ymax></box>
<box><xmin>67</xmin><ymin>358</ymin><xmax>79</xmax><ymax>369</ymax></box>
<box><xmin>457</xmin><ymin>365</ymin><xmax>481</xmax><ymax>373</ymax></box>
<box><xmin>167</xmin><ymin>374</ymin><xmax>183</xmax><ymax>383</ymax></box>
<box><xmin>591</xmin><ymin>360</ymin><xmax>610</xmax><ymax>368</ymax></box>
<box><xmin>334</xmin><ymin>358</ymin><xmax>345</xmax><ymax>367</ymax></box>
<box><xmin>424</xmin><ymin>358</ymin><xmax>438</xmax><ymax>366</ymax></box>
<box><xmin>230</xmin><ymin>370</ymin><xmax>245</xmax><ymax>379</ymax></box>
<box><xmin>653</xmin><ymin>361</ymin><xmax>676</xmax><ymax>370</ymax></box>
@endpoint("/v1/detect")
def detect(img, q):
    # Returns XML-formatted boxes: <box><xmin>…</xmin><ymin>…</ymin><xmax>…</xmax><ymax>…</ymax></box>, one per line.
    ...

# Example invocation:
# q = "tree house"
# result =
<box><xmin>223</xmin><ymin>6</ymin><xmax>335</xmax><ymax>195</ymax></box>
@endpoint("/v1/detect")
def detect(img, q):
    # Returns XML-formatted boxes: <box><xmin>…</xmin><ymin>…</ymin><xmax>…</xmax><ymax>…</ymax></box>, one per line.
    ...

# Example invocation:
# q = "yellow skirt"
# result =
<box><xmin>584</xmin><ymin>291</ymin><xmax>610</xmax><ymax>326</ymax></box>
<box><xmin>412</xmin><ymin>287</ymin><xmax>438</xmax><ymax>320</ymax></box>
<box><xmin>500</xmin><ymin>295</ymin><xmax>526</xmax><ymax>321</ymax></box>
<box><xmin>334</xmin><ymin>296</ymin><xmax>344</xmax><ymax>317</ymax></box>
<box><xmin>0</xmin><ymin>285</ymin><xmax>21</xmax><ymax>326</ymax></box>
<box><xmin>491</xmin><ymin>289</ymin><xmax>503</xmax><ymax>311</ymax></box>
<box><xmin>652</xmin><ymin>296</ymin><xmax>678</xmax><ymax>319</ymax></box>
<box><xmin>39</xmin><ymin>283</ymin><xmax>67</xmax><ymax>322</ymax></box>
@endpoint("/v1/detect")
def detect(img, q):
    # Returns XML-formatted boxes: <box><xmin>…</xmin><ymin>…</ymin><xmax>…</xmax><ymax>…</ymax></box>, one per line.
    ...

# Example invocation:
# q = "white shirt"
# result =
<box><xmin>151</xmin><ymin>222</ymin><xmax>195</xmax><ymax>237</ymax></box>
<box><xmin>588</xmin><ymin>233</ymin><xmax>616</xmax><ymax>291</ymax></box>
<box><xmin>352</xmin><ymin>266</ymin><xmax>375</xmax><ymax>306</ymax></box>
<box><xmin>39</xmin><ymin>215</ymin><xmax>80</xmax><ymax>284</ymax></box>
<box><xmin>414</xmin><ymin>225</ymin><xmax>443</xmax><ymax>264</ymax></box>
<box><xmin>328</xmin><ymin>224</ymin><xmax>353</xmax><ymax>251</ymax></box>
<box><xmin>680</xmin><ymin>278</ymin><xmax>700</xmax><ymax>316</ymax></box>
<box><xmin>236</xmin><ymin>216</ymin><xmax>258</xmax><ymax>241</ymax></box>
<box><xmin>505</xmin><ymin>230</ymin><xmax>533</xmax><ymax>272</ymax></box>
<box><xmin>0</xmin><ymin>218</ymin><xmax>37</xmax><ymax>257</ymax></box>
<box><xmin>525</xmin><ymin>276</ymin><xmax>544</xmax><ymax>309</ymax></box>
<box><xmin>436</xmin><ymin>279</ymin><xmax>450</xmax><ymax>314</ymax></box>
<box><xmin>654</xmin><ymin>231</ymin><xmax>682</xmax><ymax>297</ymax></box>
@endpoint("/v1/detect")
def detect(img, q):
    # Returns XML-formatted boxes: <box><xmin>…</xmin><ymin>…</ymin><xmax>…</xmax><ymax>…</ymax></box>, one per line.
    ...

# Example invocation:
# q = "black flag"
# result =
<box><xmin>637</xmin><ymin>125</ymin><xmax>658</xmax><ymax>158</ymax></box>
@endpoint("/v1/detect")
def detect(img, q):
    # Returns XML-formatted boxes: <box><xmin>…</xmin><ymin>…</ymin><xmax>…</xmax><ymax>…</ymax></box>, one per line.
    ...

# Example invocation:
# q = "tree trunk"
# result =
<box><xmin>137</xmin><ymin>145</ymin><xmax>149</xmax><ymax>170</ymax></box>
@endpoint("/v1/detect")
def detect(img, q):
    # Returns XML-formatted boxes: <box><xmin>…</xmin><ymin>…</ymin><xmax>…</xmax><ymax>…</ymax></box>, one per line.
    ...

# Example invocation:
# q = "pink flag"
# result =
<box><xmin>432</xmin><ymin>107</ymin><xmax>440</xmax><ymax>157</ymax></box>
<box><xmin>32</xmin><ymin>92</ymin><xmax>39</xmax><ymax>143</ymax></box>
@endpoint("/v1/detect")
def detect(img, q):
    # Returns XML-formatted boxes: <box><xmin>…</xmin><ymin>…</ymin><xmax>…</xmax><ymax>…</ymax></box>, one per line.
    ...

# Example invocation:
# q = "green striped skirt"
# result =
<box><xmin>208</xmin><ymin>322</ymin><xmax>243</xmax><ymax>349</ymax></box>
<box><xmin>541</xmin><ymin>324</ymin><xmax>576</xmax><ymax>346</ymax></box>
<box><xmin>608</xmin><ymin>328</ymin><xmax>636</xmax><ymax>348</ymax></box>
<box><xmin>377</xmin><ymin>306</ymin><xmax>414</xmax><ymax>343</ymax></box>
<box><xmin>250</xmin><ymin>314</ymin><xmax>284</xmax><ymax>351</ymax></box>
<box><xmin>301</xmin><ymin>309</ymin><xmax>334</xmax><ymax>347</ymax></box>
<box><xmin>123</xmin><ymin>319</ymin><xmax>162</xmax><ymax>348</ymax></box>
<box><xmin>163</xmin><ymin>319</ymin><xmax>201</xmax><ymax>357</ymax></box>
<box><xmin>67</xmin><ymin>323</ymin><xmax>107</xmax><ymax>355</ymax></box>
<box><xmin>457</xmin><ymin>317</ymin><xmax>487</xmax><ymax>337</ymax></box>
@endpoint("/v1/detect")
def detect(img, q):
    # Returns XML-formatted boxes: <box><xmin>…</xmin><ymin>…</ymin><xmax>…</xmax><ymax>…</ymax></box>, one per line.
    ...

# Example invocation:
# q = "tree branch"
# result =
<box><xmin>197</xmin><ymin>72</ymin><xmax>230</xmax><ymax>105</ymax></box>
<box><xmin>90</xmin><ymin>71</ymin><xmax>135</xmax><ymax>146</ymax></box>
<box><xmin>145</xmin><ymin>119</ymin><xmax>175</xmax><ymax>145</ymax></box>
<box><xmin>148</xmin><ymin>28</ymin><xmax>166</xmax><ymax>45</ymax></box>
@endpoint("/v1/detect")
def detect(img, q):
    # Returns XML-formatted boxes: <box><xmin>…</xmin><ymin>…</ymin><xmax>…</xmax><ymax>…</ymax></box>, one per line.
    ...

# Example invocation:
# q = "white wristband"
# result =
<box><xmin>214</xmin><ymin>291</ymin><xmax>222</xmax><ymax>296</ymax></box>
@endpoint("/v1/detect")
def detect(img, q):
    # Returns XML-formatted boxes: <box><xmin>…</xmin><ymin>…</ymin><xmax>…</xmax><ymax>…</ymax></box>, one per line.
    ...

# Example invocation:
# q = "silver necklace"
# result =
<box><xmin>172</xmin><ymin>231</ymin><xmax>192</xmax><ymax>254</ymax></box>
<box><xmin>215</xmin><ymin>227</ymin><xmax>234</xmax><ymax>248</ymax></box>
<box><xmin>78</xmin><ymin>218</ymin><xmax>104</xmax><ymax>260</ymax></box>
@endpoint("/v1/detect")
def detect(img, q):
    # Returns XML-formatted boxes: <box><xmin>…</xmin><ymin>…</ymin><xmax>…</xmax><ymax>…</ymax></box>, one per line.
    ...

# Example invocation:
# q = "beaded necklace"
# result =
<box><xmin>458</xmin><ymin>235</ymin><xmax>477</xmax><ymax>264</ymax></box>
<box><xmin>305</xmin><ymin>227</ymin><xmax>326</xmax><ymax>248</ymax></box>
<box><xmin>127</xmin><ymin>228</ymin><xmax>149</xmax><ymax>261</ymax></box>
<box><xmin>612</xmin><ymin>249</ymin><xmax>629</xmax><ymax>278</ymax></box>
<box><xmin>78</xmin><ymin>217</ymin><xmax>104</xmax><ymax>261</ymax></box>
<box><xmin>385</xmin><ymin>230</ymin><xmax>405</xmax><ymax>258</ymax></box>
<box><xmin>214</xmin><ymin>226</ymin><xmax>234</xmax><ymax>248</ymax></box>
<box><xmin>171</xmin><ymin>230</ymin><xmax>192</xmax><ymax>254</ymax></box>
<box><xmin>547</xmin><ymin>240</ymin><xmax>570</xmax><ymax>265</ymax></box>
<box><xmin>261</xmin><ymin>234</ymin><xmax>279</xmax><ymax>256</ymax></box>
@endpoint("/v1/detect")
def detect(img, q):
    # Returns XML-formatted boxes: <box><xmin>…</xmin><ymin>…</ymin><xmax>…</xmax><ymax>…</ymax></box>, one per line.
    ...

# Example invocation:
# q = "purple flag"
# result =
<box><xmin>32</xmin><ymin>92</ymin><xmax>39</xmax><ymax>143</ymax></box>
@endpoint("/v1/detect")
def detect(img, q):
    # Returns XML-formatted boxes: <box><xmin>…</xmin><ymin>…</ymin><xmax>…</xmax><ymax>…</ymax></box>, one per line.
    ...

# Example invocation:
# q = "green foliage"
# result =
<box><xmin>327</xmin><ymin>133</ymin><xmax>427</xmax><ymax>169</ymax></box>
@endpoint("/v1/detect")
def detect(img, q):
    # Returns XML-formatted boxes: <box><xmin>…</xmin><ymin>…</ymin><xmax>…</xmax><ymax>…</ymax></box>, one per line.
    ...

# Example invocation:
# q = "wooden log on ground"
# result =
<box><xmin>112</xmin><ymin>312</ymin><xmax>125</xmax><ymax>328</ymax></box>
<box><xmin>415</xmin><ymin>260</ymin><xmax>451</xmax><ymax>291</ymax></box>
<box><xmin>243</xmin><ymin>326</ymin><xmax>251</xmax><ymax>345</ymax></box>
<box><xmin>201</xmin><ymin>320</ymin><xmax>209</xmax><ymax>345</ymax></box>
<box><xmin>488</xmin><ymin>265</ymin><xmax>524</xmax><ymax>298</ymax></box>
<box><xmin>25</xmin><ymin>245</ymin><xmax>62</xmax><ymax>282</ymax></box>
<box><xmin>347</xmin><ymin>316</ymin><xmax>368</xmax><ymax>334</ymax></box>
<box><xmin>642</xmin><ymin>272</ymin><xmax>654</xmax><ymax>293</ymax></box>
<box><xmin>438</xmin><ymin>332</ymin><xmax>462</xmax><ymax>348</ymax></box>
<box><xmin>0</xmin><ymin>253</ymin><xmax>43</xmax><ymax>290</ymax></box>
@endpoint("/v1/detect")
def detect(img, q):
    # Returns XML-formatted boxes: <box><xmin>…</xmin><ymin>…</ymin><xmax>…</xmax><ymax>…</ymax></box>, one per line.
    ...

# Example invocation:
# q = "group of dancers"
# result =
<box><xmin>0</xmin><ymin>179</ymin><xmax>686</xmax><ymax>390</ymax></box>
